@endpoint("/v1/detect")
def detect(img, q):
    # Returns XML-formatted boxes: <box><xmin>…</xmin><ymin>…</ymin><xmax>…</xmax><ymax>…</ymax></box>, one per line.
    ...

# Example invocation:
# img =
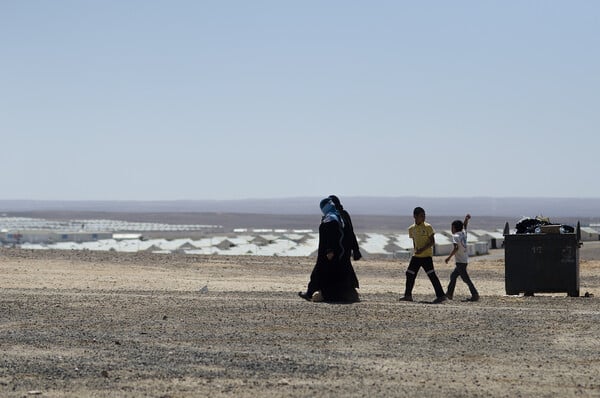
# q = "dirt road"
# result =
<box><xmin>1</xmin><ymin>249</ymin><xmax>599</xmax><ymax>397</ymax></box>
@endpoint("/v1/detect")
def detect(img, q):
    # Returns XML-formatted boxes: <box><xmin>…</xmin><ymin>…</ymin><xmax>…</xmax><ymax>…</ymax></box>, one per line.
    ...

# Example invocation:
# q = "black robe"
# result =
<box><xmin>339</xmin><ymin>209</ymin><xmax>361</xmax><ymax>289</ymax></box>
<box><xmin>305</xmin><ymin>218</ymin><xmax>359</xmax><ymax>302</ymax></box>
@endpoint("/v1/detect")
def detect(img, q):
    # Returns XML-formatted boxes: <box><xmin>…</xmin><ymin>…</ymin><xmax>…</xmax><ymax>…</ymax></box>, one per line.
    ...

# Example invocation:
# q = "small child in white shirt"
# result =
<box><xmin>445</xmin><ymin>214</ymin><xmax>479</xmax><ymax>302</ymax></box>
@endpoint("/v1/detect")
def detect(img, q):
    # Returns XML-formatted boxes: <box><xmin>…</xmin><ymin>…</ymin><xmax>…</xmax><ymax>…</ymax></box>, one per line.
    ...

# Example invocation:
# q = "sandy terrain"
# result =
<box><xmin>1</xmin><ymin>247</ymin><xmax>599</xmax><ymax>397</ymax></box>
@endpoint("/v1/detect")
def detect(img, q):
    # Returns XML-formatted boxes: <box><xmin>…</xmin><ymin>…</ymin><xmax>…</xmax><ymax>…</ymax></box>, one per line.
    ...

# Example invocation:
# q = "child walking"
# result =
<box><xmin>399</xmin><ymin>207</ymin><xmax>447</xmax><ymax>304</ymax></box>
<box><xmin>445</xmin><ymin>214</ymin><xmax>480</xmax><ymax>302</ymax></box>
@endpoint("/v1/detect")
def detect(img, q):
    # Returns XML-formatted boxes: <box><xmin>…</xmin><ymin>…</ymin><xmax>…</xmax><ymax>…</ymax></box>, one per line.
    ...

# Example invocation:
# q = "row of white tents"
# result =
<box><xmin>17</xmin><ymin>229</ymin><xmax>508</xmax><ymax>258</ymax></box>
<box><xmin>0</xmin><ymin>217</ymin><xmax>221</xmax><ymax>232</ymax></box>
<box><xmin>20</xmin><ymin>234</ymin><xmax>319</xmax><ymax>256</ymax></box>
<box><xmin>6</xmin><ymin>216</ymin><xmax>599</xmax><ymax>258</ymax></box>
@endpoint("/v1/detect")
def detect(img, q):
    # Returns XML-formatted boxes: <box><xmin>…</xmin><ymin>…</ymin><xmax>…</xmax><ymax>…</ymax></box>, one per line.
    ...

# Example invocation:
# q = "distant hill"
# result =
<box><xmin>1</xmin><ymin>197</ymin><xmax>599</xmax><ymax>218</ymax></box>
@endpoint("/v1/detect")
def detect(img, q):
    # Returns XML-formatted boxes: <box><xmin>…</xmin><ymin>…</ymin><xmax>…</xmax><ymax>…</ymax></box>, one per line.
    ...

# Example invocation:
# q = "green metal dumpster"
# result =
<box><xmin>504</xmin><ymin>222</ymin><xmax>581</xmax><ymax>297</ymax></box>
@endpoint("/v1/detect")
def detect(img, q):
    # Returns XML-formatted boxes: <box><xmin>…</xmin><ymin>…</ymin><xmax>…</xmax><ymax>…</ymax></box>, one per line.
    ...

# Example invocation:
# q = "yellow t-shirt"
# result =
<box><xmin>408</xmin><ymin>222</ymin><xmax>435</xmax><ymax>257</ymax></box>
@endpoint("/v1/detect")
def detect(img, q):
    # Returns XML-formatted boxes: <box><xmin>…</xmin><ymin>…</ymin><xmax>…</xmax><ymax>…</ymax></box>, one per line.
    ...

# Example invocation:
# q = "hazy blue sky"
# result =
<box><xmin>2</xmin><ymin>1</ymin><xmax>598</xmax><ymax>200</ymax></box>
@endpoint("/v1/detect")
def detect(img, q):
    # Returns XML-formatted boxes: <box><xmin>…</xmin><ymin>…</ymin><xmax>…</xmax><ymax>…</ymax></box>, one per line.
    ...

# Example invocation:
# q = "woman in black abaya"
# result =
<box><xmin>298</xmin><ymin>197</ymin><xmax>360</xmax><ymax>302</ymax></box>
<box><xmin>328</xmin><ymin>194</ymin><xmax>361</xmax><ymax>290</ymax></box>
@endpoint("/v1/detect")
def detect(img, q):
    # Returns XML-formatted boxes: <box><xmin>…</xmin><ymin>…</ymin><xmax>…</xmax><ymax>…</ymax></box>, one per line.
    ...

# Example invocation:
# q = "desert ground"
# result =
<box><xmin>1</xmin><ymin>245</ymin><xmax>599</xmax><ymax>397</ymax></box>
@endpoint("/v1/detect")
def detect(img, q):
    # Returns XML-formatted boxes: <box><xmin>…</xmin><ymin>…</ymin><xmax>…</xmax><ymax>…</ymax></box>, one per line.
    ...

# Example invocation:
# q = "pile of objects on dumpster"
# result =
<box><xmin>515</xmin><ymin>216</ymin><xmax>575</xmax><ymax>234</ymax></box>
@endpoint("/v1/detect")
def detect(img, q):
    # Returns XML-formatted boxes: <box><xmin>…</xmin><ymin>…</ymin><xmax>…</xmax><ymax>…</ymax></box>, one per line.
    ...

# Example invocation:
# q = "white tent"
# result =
<box><xmin>433</xmin><ymin>234</ymin><xmax>454</xmax><ymax>256</ymax></box>
<box><xmin>580</xmin><ymin>227</ymin><xmax>600</xmax><ymax>241</ymax></box>
<box><xmin>361</xmin><ymin>233</ymin><xmax>392</xmax><ymax>255</ymax></box>
<box><xmin>470</xmin><ymin>229</ymin><xmax>505</xmax><ymax>249</ymax></box>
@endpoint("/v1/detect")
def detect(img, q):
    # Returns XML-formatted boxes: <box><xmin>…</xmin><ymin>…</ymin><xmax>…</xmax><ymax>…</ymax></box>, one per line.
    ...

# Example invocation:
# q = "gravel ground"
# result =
<box><xmin>1</xmin><ymin>248</ymin><xmax>599</xmax><ymax>397</ymax></box>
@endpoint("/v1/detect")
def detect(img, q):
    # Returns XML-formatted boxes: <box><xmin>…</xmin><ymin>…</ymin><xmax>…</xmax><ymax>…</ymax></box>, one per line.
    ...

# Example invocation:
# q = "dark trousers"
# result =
<box><xmin>446</xmin><ymin>262</ymin><xmax>479</xmax><ymax>297</ymax></box>
<box><xmin>404</xmin><ymin>256</ymin><xmax>445</xmax><ymax>298</ymax></box>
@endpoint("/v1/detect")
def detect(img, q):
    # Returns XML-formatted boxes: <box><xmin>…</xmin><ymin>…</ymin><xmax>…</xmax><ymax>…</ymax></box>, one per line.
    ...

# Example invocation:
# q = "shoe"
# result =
<box><xmin>311</xmin><ymin>291</ymin><xmax>324</xmax><ymax>302</ymax></box>
<box><xmin>298</xmin><ymin>291</ymin><xmax>312</xmax><ymax>301</ymax></box>
<box><xmin>465</xmin><ymin>295</ymin><xmax>480</xmax><ymax>302</ymax></box>
<box><xmin>398</xmin><ymin>296</ymin><xmax>413</xmax><ymax>302</ymax></box>
<box><xmin>432</xmin><ymin>295</ymin><xmax>447</xmax><ymax>304</ymax></box>
<box><xmin>446</xmin><ymin>292</ymin><xmax>453</xmax><ymax>300</ymax></box>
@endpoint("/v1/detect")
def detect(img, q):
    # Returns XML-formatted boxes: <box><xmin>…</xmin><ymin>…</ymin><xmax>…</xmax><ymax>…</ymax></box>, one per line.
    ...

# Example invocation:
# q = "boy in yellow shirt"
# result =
<box><xmin>399</xmin><ymin>207</ymin><xmax>447</xmax><ymax>303</ymax></box>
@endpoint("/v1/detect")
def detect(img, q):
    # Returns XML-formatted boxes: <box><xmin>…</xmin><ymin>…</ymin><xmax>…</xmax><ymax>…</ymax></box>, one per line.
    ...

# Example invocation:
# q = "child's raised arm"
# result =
<box><xmin>464</xmin><ymin>214</ymin><xmax>471</xmax><ymax>229</ymax></box>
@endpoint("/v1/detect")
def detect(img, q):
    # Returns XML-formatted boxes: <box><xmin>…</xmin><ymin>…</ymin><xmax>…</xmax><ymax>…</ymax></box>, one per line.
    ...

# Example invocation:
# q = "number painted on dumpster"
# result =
<box><xmin>561</xmin><ymin>246</ymin><xmax>574</xmax><ymax>263</ymax></box>
<box><xmin>531</xmin><ymin>246</ymin><xmax>543</xmax><ymax>254</ymax></box>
